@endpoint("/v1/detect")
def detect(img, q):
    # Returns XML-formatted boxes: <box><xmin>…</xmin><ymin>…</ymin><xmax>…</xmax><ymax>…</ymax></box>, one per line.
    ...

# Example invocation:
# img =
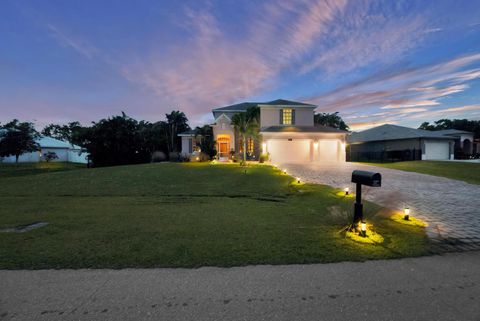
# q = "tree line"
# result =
<box><xmin>0</xmin><ymin>111</ymin><xmax>193</xmax><ymax>166</ymax></box>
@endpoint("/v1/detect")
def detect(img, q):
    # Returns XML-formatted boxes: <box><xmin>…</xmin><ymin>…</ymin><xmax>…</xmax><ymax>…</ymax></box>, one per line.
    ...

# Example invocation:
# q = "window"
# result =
<box><xmin>282</xmin><ymin>109</ymin><xmax>293</xmax><ymax>125</ymax></box>
<box><xmin>248</xmin><ymin>138</ymin><xmax>254</xmax><ymax>154</ymax></box>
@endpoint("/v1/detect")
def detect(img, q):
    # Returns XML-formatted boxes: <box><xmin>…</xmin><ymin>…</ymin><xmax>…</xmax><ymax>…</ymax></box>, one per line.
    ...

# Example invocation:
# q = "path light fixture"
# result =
<box><xmin>283</xmin><ymin>169</ymin><xmax>287</xmax><ymax>174</ymax></box>
<box><xmin>297</xmin><ymin>177</ymin><xmax>301</xmax><ymax>184</ymax></box>
<box><xmin>360</xmin><ymin>221</ymin><xmax>367</xmax><ymax>237</ymax></box>
<box><xmin>404</xmin><ymin>207</ymin><xmax>410</xmax><ymax>221</ymax></box>
<box><xmin>344</xmin><ymin>187</ymin><xmax>349</xmax><ymax>195</ymax></box>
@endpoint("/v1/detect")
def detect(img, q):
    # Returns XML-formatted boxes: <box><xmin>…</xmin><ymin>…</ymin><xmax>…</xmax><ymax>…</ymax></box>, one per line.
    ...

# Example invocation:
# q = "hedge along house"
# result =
<box><xmin>347</xmin><ymin>124</ymin><xmax>455</xmax><ymax>162</ymax></box>
<box><xmin>181</xmin><ymin>99</ymin><xmax>348</xmax><ymax>163</ymax></box>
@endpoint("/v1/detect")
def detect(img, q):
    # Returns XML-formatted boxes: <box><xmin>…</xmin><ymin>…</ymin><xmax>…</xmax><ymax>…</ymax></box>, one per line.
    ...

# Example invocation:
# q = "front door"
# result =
<box><xmin>217</xmin><ymin>135</ymin><xmax>230</xmax><ymax>160</ymax></box>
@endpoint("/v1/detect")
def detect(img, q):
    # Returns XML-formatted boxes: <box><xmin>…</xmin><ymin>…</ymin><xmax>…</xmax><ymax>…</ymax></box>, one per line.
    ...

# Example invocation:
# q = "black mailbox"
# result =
<box><xmin>351</xmin><ymin>170</ymin><xmax>381</xmax><ymax>187</ymax></box>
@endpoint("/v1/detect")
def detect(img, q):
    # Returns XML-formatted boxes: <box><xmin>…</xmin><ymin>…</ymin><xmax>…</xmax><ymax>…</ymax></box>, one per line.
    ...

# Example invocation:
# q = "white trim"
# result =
<box><xmin>213</xmin><ymin>113</ymin><xmax>232</xmax><ymax>123</ymax></box>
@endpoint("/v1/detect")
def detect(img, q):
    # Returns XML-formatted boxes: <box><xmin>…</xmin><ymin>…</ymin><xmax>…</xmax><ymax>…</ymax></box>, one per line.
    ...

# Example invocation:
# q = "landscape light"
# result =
<box><xmin>283</xmin><ymin>169</ymin><xmax>287</xmax><ymax>174</ymax></box>
<box><xmin>404</xmin><ymin>207</ymin><xmax>410</xmax><ymax>221</ymax></box>
<box><xmin>344</xmin><ymin>187</ymin><xmax>349</xmax><ymax>195</ymax></box>
<box><xmin>297</xmin><ymin>177</ymin><xmax>301</xmax><ymax>184</ymax></box>
<box><xmin>360</xmin><ymin>221</ymin><xmax>367</xmax><ymax>237</ymax></box>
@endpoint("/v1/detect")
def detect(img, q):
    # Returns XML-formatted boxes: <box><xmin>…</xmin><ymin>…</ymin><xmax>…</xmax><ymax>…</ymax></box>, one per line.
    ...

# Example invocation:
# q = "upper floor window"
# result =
<box><xmin>282</xmin><ymin>108</ymin><xmax>293</xmax><ymax>125</ymax></box>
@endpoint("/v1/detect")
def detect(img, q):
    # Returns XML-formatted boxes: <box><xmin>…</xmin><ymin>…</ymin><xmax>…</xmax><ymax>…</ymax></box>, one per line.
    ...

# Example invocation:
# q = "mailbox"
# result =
<box><xmin>351</xmin><ymin>170</ymin><xmax>382</xmax><ymax>225</ymax></box>
<box><xmin>351</xmin><ymin>170</ymin><xmax>381</xmax><ymax>187</ymax></box>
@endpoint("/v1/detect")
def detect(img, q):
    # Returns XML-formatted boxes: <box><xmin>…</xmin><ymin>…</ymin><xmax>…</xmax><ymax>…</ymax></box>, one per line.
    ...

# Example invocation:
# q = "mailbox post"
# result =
<box><xmin>351</xmin><ymin>170</ymin><xmax>381</xmax><ymax>225</ymax></box>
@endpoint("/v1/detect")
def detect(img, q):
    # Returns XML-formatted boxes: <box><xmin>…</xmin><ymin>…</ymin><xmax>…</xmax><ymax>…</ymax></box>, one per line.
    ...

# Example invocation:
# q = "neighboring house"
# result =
<box><xmin>180</xmin><ymin>99</ymin><xmax>347</xmax><ymax>163</ymax></box>
<box><xmin>347</xmin><ymin>124</ymin><xmax>455</xmax><ymax>162</ymax></box>
<box><xmin>433</xmin><ymin>129</ymin><xmax>476</xmax><ymax>156</ymax></box>
<box><xmin>0</xmin><ymin>136</ymin><xmax>88</xmax><ymax>164</ymax></box>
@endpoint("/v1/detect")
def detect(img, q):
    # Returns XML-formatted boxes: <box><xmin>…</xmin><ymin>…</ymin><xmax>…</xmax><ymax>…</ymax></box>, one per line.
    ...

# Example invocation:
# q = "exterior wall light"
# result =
<box><xmin>360</xmin><ymin>221</ymin><xmax>367</xmax><ymax>237</ymax></box>
<box><xmin>404</xmin><ymin>207</ymin><xmax>410</xmax><ymax>221</ymax></box>
<box><xmin>344</xmin><ymin>187</ymin><xmax>349</xmax><ymax>195</ymax></box>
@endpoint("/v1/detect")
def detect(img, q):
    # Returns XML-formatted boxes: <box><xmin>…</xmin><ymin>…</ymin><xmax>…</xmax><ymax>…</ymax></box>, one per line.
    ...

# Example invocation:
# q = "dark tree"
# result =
<box><xmin>0</xmin><ymin>120</ymin><xmax>40</xmax><ymax>163</ymax></box>
<box><xmin>165</xmin><ymin>111</ymin><xmax>190</xmax><ymax>153</ymax></box>
<box><xmin>418</xmin><ymin>119</ymin><xmax>480</xmax><ymax>138</ymax></box>
<box><xmin>195</xmin><ymin>125</ymin><xmax>216</xmax><ymax>159</ymax></box>
<box><xmin>78</xmin><ymin>112</ymin><xmax>150</xmax><ymax>167</ymax></box>
<box><xmin>314</xmin><ymin>112</ymin><xmax>349</xmax><ymax>130</ymax></box>
<box><xmin>42</xmin><ymin>121</ymin><xmax>85</xmax><ymax>146</ymax></box>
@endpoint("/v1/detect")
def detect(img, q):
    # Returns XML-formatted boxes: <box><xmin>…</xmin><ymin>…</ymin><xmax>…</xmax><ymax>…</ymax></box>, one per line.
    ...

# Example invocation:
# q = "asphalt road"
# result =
<box><xmin>1</xmin><ymin>251</ymin><xmax>480</xmax><ymax>321</ymax></box>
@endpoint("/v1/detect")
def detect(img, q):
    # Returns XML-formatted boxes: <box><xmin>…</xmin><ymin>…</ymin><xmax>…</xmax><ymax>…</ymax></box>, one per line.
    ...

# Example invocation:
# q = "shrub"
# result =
<box><xmin>151</xmin><ymin>151</ymin><xmax>167</xmax><ymax>162</ymax></box>
<box><xmin>43</xmin><ymin>151</ymin><xmax>58</xmax><ymax>162</ymax></box>
<box><xmin>168</xmin><ymin>152</ymin><xmax>179</xmax><ymax>161</ymax></box>
<box><xmin>259</xmin><ymin>153</ymin><xmax>269</xmax><ymax>163</ymax></box>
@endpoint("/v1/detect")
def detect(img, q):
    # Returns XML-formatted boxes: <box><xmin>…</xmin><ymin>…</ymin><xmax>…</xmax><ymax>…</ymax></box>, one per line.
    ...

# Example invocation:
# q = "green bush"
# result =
<box><xmin>259</xmin><ymin>153</ymin><xmax>269</xmax><ymax>163</ymax></box>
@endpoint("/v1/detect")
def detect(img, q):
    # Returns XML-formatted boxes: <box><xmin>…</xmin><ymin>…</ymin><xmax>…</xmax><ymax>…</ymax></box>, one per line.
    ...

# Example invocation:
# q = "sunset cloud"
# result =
<box><xmin>2</xmin><ymin>1</ymin><xmax>480</xmax><ymax>127</ymax></box>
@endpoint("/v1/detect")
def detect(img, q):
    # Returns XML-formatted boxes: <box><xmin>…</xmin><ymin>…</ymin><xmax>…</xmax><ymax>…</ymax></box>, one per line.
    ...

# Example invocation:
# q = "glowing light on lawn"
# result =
<box><xmin>404</xmin><ymin>207</ymin><xmax>410</xmax><ymax>221</ymax></box>
<box><xmin>344</xmin><ymin>187</ymin><xmax>349</xmax><ymax>195</ymax></box>
<box><xmin>360</xmin><ymin>221</ymin><xmax>367</xmax><ymax>237</ymax></box>
<box><xmin>283</xmin><ymin>169</ymin><xmax>287</xmax><ymax>174</ymax></box>
<box><xmin>297</xmin><ymin>177</ymin><xmax>301</xmax><ymax>183</ymax></box>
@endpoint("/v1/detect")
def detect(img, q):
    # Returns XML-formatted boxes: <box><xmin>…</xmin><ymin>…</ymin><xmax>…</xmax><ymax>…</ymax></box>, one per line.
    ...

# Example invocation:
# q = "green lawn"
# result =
<box><xmin>0</xmin><ymin>162</ymin><xmax>429</xmax><ymax>269</ymax></box>
<box><xmin>361</xmin><ymin>161</ymin><xmax>480</xmax><ymax>184</ymax></box>
<box><xmin>0</xmin><ymin>162</ymin><xmax>85</xmax><ymax>178</ymax></box>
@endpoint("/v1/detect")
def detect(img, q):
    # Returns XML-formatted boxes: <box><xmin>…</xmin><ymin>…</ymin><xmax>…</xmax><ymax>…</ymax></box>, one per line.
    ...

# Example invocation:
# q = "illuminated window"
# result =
<box><xmin>248</xmin><ymin>138</ymin><xmax>254</xmax><ymax>154</ymax></box>
<box><xmin>282</xmin><ymin>109</ymin><xmax>293</xmax><ymax>125</ymax></box>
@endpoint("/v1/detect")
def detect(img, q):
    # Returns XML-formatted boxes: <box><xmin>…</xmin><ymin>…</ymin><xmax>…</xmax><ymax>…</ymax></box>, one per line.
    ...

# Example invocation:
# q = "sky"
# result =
<box><xmin>1</xmin><ymin>0</ymin><xmax>480</xmax><ymax>131</ymax></box>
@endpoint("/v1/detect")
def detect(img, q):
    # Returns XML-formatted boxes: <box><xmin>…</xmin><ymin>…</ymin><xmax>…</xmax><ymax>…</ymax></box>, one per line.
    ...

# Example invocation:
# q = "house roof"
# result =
<box><xmin>37</xmin><ymin>136</ymin><xmax>82</xmax><ymax>149</ymax></box>
<box><xmin>0</xmin><ymin>131</ymin><xmax>81</xmax><ymax>149</ymax></box>
<box><xmin>178</xmin><ymin>129</ymin><xmax>197</xmax><ymax>137</ymax></box>
<box><xmin>434</xmin><ymin>129</ymin><xmax>474</xmax><ymax>135</ymax></box>
<box><xmin>347</xmin><ymin>124</ymin><xmax>454</xmax><ymax>143</ymax></box>
<box><xmin>212</xmin><ymin>99</ymin><xmax>316</xmax><ymax>112</ymax></box>
<box><xmin>261</xmin><ymin>125</ymin><xmax>347</xmax><ymax>134</ymax></box>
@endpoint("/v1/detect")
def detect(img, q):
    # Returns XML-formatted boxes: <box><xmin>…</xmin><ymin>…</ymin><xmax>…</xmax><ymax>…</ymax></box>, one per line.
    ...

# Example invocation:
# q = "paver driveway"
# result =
<box><xmin>284</xmin><ymin>162</ymin><xmax>480</xmax><ymax>248</ymax></box>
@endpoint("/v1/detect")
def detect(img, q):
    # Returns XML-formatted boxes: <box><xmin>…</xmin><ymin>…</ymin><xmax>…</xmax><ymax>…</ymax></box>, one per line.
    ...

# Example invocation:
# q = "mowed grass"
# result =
<box><xmin>0</xmin><ymin>162</ymin><xmax>429</xmax><ymax>269</ymax></box>
<box><xmin>361</xmin><ymin>160</ymin><xmax>480</xmax><ymax>185</ymax></box>
<box><xmin>0</xmin><ymin>162</ymin><xmax>85</xmax><ymax>178</ymax></box>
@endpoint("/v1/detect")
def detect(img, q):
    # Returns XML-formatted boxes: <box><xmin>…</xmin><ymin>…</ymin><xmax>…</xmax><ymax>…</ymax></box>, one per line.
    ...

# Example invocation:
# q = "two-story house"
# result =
<box><xmin>180</xmin><ymin>99</ymin><xmax>347</xmax><ymax>163</ymax></box>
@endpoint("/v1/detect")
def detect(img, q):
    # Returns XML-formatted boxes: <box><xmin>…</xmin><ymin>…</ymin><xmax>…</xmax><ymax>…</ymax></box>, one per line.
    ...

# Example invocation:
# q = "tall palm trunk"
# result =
<box><xmin>242</xmin><ymin>134</ymin><xmax>247</xmax><ymax>164</ymax></box>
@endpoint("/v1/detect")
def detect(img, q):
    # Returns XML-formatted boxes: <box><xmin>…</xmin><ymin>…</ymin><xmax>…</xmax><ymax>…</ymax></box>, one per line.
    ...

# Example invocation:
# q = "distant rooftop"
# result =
<box><xmin>348</xmin><ymin>124</ymin><xmax>454</xmax><ymax>143</ymax></box>
<box><xmin>433</xmin><ymin>129</ymin><xmax>474</xmax><ymax>135</ymax></box>
<box><xmin>213</xmin><ymin>99</ymin><xmax>316</xmax><ymax>112</ymax></box>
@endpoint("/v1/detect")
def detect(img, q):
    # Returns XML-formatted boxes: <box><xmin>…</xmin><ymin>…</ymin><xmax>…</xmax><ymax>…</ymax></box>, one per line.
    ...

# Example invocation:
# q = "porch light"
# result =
<box><xmin>344</xmin><ymin>187</ymin><xmax>349</xmax><ymax>195</ymax></box>
<box><xmin>360</xmin><ymin>221</ymin><xmax>367</xmax><ymax>237</ymax></box>
<box><xmin>404</xmin><ymin>207</ymin><xmax>410</xmax><ymax>221</ymax></box>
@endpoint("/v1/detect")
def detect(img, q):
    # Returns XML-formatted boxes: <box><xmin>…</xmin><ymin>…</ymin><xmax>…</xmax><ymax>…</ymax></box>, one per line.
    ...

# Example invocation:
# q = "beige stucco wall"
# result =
<box><xmin>260</xmin><ymin>107</ymin><xmax>314</xmax><ymax>127</ymax></box>
<box><xmin>212</xmin><ymin>115</ymin><xmax>236</xmax><ymax>152</ymax></box>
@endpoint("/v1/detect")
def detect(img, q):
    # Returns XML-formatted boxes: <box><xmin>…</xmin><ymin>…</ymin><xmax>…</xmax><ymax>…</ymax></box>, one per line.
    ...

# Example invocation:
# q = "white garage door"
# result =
<box><xmin>268</xmin><ymin>139</ymin><xmax>311</xmax><ymax>163</ymax></box>
<box><xmin>319</xmin><ymin>140</ymin><xmax>339</xmax><ymax>162</ymax></box>
<box><xmin>424</xmin><ymin>141</ymin><xmax>449</xmax><ymax>160</ymax></box>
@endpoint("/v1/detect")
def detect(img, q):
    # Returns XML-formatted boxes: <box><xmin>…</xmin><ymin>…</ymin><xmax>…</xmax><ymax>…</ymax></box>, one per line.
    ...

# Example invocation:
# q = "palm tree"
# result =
<box><xmin>231</xmin><ymin>107</ymin><xmax>260</xmax><ymax>165</ymax></box>
<box><xmin>165</xmin><ymin>111</ymin><xmax>190</xmax><ymax>153</ymax></box>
